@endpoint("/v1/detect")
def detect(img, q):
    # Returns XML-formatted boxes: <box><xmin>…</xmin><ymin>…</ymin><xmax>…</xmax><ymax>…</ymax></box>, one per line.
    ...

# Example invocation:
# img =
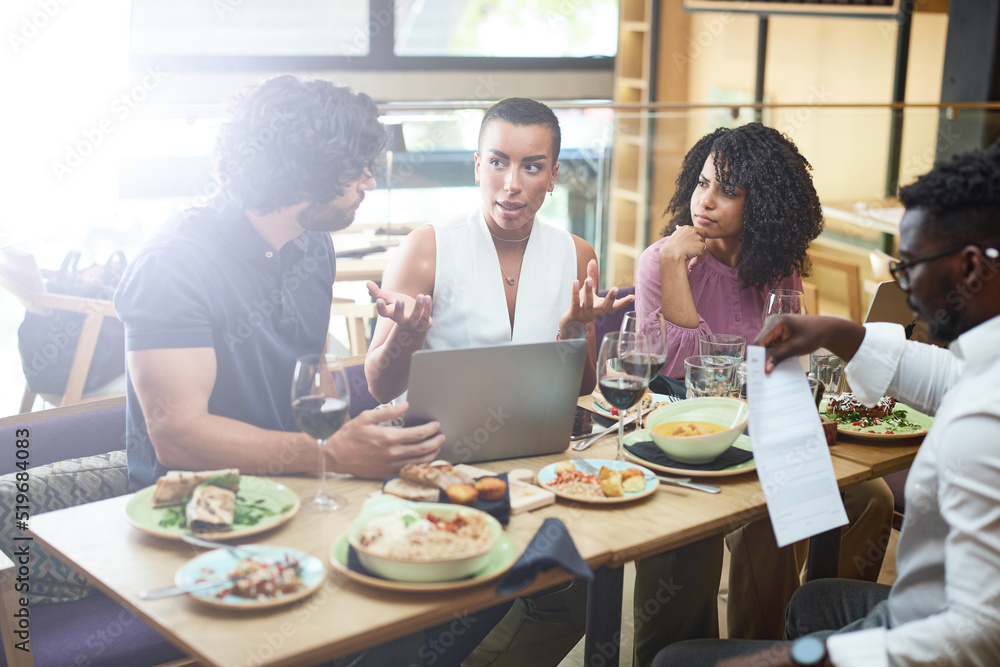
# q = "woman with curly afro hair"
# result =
<box><xmin>635</xmin><ymin>123</ymin><xmax>823</xmax><ymax>381</ymax></box>
<box><xmin>631</xmin><ymin>124</ymin><xmax>893</xmax><ymax>666</ymax></box>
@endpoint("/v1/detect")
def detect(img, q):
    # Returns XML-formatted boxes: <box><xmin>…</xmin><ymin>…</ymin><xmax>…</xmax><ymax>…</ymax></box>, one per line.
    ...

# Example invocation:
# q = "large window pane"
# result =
<box><xmin>395</xmin><ymin>0</ymin><xmax>618</xmax><ymax>57</ymax></box>
<box><xmin>131</xmin><ymin>0</ymin><xmax>369</xmax><ymax>56</ymax></box>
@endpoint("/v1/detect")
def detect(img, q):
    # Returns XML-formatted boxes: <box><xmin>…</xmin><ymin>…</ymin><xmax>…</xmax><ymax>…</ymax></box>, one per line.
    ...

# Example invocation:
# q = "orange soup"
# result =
<box><xmin>652</xmin><ymin>421</ymin><xmax>726</xmax><ymax>437</ymax></box>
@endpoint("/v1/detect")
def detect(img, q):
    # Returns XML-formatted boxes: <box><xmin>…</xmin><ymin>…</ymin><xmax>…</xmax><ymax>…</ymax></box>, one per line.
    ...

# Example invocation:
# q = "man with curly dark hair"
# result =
<box><xmin>115</xmin><ymin>75</ymin><xmax>444</xmax><ymax>495</ymax></box>
<box><xmin>630</xmin><ymin>124</ymin><xmax>893</xmax><ymax>665</ymax></box>
<box><xmin>653</xmin><ymin>144</ymin><xmax>1000</xmax><ymax>667</ymax></box>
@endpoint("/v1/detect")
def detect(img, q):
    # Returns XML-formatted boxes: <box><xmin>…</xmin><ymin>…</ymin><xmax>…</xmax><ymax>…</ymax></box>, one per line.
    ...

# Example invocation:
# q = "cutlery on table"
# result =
<box><xmin>572</xmin><ymin>405</ymin><xmax>657</xmax><ymax>452</ymax></box>
<box><xmin>181</xmin><ymin>533</ymin><xmax>263</xmax><ymax>556</ymax></box>
<box><xmin>139</xmin><ymin>574</ymin><xmax>244</xmax><ymax>600</ymax></box>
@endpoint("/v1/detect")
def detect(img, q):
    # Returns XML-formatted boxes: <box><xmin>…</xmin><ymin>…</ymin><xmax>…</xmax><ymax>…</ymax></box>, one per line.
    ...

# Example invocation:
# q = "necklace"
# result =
<box><xmin>497</xmin><ymin>241</ymin><xmax>529</xmax><ymax>285</ymax></box>
<box><xmin>490</xmin><ymin>230</ymin><xmax>531</xmax><ymax>243</ymax></box>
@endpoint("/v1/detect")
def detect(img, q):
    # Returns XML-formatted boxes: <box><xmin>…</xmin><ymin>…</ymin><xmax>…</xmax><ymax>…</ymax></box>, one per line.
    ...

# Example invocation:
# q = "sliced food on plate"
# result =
<box><xmin>151</xmin><ymin>468</ymin><xmax>239</xmax><ymax>508</ymax></box>
<box><xmin>186</xmin><ymin>484</ymin><xmax>237</xmax><ymax>533</ymax></box>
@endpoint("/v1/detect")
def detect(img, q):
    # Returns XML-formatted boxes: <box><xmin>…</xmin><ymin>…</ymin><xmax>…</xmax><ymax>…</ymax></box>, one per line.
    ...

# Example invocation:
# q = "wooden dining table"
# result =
<box><xmin>27</xmin><ymin>425</ymin><xmax>917</xmax><ymax>667</ymax></box>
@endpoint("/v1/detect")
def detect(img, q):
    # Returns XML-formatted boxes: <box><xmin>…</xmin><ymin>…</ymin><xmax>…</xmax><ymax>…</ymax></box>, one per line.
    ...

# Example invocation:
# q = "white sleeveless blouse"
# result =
<box><xmin>424</xmin><ymin>207</ymin><xmax>578</xmax><ymax>351</ymax></box>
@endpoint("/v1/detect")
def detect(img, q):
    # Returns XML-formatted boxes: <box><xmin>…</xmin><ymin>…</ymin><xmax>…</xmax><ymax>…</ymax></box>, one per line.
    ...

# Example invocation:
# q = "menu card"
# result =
<box><xmin>746</xmin><ymin>346</ymin><xmax>847</xmax><ymax>547</ymax></box>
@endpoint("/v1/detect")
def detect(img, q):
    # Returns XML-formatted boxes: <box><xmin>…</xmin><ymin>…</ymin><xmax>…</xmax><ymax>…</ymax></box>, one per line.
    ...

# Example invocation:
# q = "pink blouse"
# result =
<box><xmin>635</xmin><ymin>235</ymin><xmax>802</xmax><ymax>378</ymax></box>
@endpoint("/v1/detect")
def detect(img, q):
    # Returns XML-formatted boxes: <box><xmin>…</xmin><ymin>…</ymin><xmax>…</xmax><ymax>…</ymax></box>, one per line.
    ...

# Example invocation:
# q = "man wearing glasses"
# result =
<box><xmin>653</xmin><ymin>145</ymin><xmax>1000</xmax><ymax>666</ymax></box>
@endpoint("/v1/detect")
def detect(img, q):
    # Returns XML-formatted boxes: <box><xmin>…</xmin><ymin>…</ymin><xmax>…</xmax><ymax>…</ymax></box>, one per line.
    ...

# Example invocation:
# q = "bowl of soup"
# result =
<box><xmin>645</xmin><ymin>397</ymin><xmax>749</xmax><ymax>464</ymax></box>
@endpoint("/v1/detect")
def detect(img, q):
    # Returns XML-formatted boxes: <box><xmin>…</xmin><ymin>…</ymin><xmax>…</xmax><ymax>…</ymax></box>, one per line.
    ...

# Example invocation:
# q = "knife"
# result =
<box><xmin>571</xmin><ymin>406</ymin><xmax>653</xmax><ymax>451</ymax></box>
<box><xmin>139</xmin><ymin>574</ymin><xmax>244</xmax><ymax>600</ymax></box>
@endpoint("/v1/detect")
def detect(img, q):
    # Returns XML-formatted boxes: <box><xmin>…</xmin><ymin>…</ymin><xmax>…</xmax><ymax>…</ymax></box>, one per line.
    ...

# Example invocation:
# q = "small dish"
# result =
<box><xmin>536</xmin><ymin>459</ymin><xmax>659</xmax><ymax>504</ymax></box>
<box><xmin>173</xmin><ymin>545</ymin><xmax>324</xmax><ymax>609</ymax></box>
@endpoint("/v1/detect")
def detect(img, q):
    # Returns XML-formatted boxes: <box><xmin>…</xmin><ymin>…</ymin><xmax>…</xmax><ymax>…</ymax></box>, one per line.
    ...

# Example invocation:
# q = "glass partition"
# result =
<box><xmin>2</xmin><ymin>103</ymin><xmax>998</xmax><ymax>414</ymax></box>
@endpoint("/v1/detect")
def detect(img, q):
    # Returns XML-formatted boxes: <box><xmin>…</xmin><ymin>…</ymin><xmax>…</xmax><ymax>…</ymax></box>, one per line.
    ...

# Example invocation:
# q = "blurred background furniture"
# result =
<box><xmin>0</xmin><ymin>249</ymin><xmax>125</xmax><ymax>413</ymax></box>
<box><xmin>0</xmin><ymin>397</ymin><xmax>192</xmax><ymax>667</ymax></box>
<box><xmin>329</xmin><ymin>298</ymin><xmax>378</xmax><ymax>357</ymax></box>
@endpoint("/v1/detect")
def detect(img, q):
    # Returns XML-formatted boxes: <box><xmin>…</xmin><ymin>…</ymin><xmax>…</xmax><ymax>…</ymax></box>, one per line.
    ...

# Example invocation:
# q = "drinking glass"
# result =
<box><xmin>598</xmin><ymin>332</ymin><xmax>653</xmax><ymax>461</ymax></box>
<box><xmin>809</xmin><ymin>349</ymin><xmax>846</xmax><ymax>400</ymax></box>
<box><xmin>619</xmin><ymin>311</ymin><xmax>668</xmax><ymax>430</ymax></box>
<box><xmin>698</xmin><ymin>333</ymin><xmax>746</xmax><ymax>359</ymax></box>
<box><xmin>762</xmin><ymin>289</ymin><xmax>807</xmax><ymax>321</ymax></box>
<box><xmin>291</xmin><ymin>353</ymin><xmax>350</xmax><ymax>512</ymax></box>
<box><xmin>684</xmin><ymin>355</ymin><xmax>740</xmax><ymax>399</ymax></box>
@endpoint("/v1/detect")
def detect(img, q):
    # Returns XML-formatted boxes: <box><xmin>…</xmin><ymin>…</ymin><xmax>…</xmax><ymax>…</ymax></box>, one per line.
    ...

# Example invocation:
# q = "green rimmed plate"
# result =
<box><xmin>820</xmin><ymin>399</ymin><xmax>933</xmax><ymax>440</ymax></box>
<box><xmin>623</xmin><ymin>432</ymin><xmax>756</xmax><ymax>477</ymax></box>
<box><xmin>329</xmin><ymin>533</ymin><xmax>518</xmax><ymax>592</ymax></box>
<box><xmin>125</xmin><ymin>476</ymin><xmax>299</xmax><ymax>540</ymax></box>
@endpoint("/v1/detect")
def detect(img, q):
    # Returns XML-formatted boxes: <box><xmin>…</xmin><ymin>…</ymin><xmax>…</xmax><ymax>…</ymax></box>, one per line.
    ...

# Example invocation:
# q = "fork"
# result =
<box><xmin>181</xmin><ymin>533</ymin><xmax>268</xmax><ymax>558</ymax></box>
<box><xmin>572</xmin><ymin>453</ymin><xmax>720</xmax><ymax>494</ymax></box>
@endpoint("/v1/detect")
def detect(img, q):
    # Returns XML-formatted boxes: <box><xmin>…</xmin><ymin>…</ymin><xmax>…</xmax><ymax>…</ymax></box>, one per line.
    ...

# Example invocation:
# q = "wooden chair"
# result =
<box><xmin>0</xmin><ymin>249</ymin><xmax>123</xmax><ymax>412</ymax></box>
<box><xmin>329</xmin><ymin>298</ymin><xmax>378</xmax><ymax>357</ymax></box>
<box><xmin>806</xmin><ymin>248</ymin><xmax>863</xmax><ymax>323</ymax></box>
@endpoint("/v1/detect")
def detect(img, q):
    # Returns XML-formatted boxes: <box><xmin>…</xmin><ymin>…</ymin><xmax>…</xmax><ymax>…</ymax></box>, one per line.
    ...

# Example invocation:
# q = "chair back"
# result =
<box><xmin>0</xmin><ymin>397</ymin><xmax>126</xmax><ymax>475</ymax></box>
<box><xmin>593</xmin><ymin>285</ymin><xmax>636</xmax><ymax>345</ymax></box>
<box><xmin>0</xmin><ymin>249</ymin><xmax>124</xmax><ymax>411</ymax></box>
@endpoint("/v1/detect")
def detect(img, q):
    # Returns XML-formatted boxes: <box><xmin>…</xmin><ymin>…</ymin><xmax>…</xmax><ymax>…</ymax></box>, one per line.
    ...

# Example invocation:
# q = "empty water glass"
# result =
<box><xmin>684</xmin><ymin>355</ymin><xmax>740</xmax><ymax>399</ymax></box>
<box><xmin>698</xmin><ymin>333</ymin><xmax>746</xmax><ymax>359</ymax></box>
<box><xmin>809</xmin><ymin>350</ymin><xmax>846</xmax><ymax>399</ymax></box>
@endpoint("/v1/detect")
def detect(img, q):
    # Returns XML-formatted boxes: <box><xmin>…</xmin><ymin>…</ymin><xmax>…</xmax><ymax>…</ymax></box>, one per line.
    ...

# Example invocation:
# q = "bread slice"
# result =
<box><xmin>186</xmin><ymin>485</ymin><xmax>236</xmax><ymax>533</ymax></box>
<box><xmin>150</xmin><ymin>469</ymin><xmax>240</xmax><ymax>508</ymax></box>
<box><xmin>383</xmin><ymin>478</ymin><xmax>440</xmax><ymax>502</ymax></box>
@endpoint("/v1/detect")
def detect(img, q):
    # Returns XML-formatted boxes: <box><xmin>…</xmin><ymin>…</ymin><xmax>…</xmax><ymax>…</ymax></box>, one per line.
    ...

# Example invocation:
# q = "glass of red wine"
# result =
<box><xmin>619</xmin><ymin>311</ymin><xmax>668</xmax><ymax>431</ymax></box>
<box><xmin>598</xmin><ymin>331</ymin><xmax>653</xmax><ymax>461</ymax></box>
<box><xmin>291</xmin><ymin>353</ymin><xmax>350</xmax><ymax>512</ymax></box>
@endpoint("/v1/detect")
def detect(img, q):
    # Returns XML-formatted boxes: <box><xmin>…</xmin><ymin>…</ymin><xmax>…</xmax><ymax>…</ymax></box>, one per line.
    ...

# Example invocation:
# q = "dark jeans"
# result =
<box><xmin>651</xmin><ymin>579</ymin><xmax>892</xmax><ymax>666</ymax></box>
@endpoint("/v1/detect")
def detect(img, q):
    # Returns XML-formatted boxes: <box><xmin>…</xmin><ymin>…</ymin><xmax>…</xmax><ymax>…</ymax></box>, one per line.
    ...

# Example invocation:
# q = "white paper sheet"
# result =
<box><xmin>746</xmin><ymin>346</ymin><xmax>847</xmax><ymax>547</ymax></box>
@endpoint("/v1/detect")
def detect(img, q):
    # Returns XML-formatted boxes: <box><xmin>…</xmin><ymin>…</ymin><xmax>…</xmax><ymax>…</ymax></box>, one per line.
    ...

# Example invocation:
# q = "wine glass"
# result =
<box><xmin>291</xmin><ymin>353</ymin><xmax>350</xmax><ymax>512</ymax></box>
<box><xmin>598</xmin><ymin>332</ymin><xmax>653</xmax><ymax>461</ymax></box>
<box><xmin>620</xmin><ymin>311</ymin><xmax>668</xmax><ymax>430</ymax></box>
<box><xmin>762</xmin><ymin>289</ymin><xmax>807</xmax><ymax>321</ymax></box>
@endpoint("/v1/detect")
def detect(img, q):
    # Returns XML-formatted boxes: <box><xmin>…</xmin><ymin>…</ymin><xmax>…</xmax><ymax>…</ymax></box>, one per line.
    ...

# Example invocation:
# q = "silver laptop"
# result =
<box><xmin>404</xmin><ymin>340</ymin><xmax>588</xmax><ymax>463</ymax></box>
<box><xmin>864</xmin><ymin>280</ymin><xmax>946</xmax><ymax>347</ymax></box>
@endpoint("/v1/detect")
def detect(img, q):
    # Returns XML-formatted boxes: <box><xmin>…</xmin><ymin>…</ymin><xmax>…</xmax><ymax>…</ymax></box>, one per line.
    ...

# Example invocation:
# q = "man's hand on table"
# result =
<box><xmin>328</xmin><ymin>402</ymin><xmax>444</xmax><ymax>479</ymax></box>
<box><xmin>755</xmin><ymin>314</ymin><xmax>866</xmax><ymax>374</ymax></box>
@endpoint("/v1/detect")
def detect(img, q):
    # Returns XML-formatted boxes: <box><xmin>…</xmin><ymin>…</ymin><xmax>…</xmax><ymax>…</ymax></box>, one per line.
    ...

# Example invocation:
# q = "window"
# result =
<box><xmin>395</xmin><ymin>0</ymin><xmax>618</xmax><ymax>57</ymax></box>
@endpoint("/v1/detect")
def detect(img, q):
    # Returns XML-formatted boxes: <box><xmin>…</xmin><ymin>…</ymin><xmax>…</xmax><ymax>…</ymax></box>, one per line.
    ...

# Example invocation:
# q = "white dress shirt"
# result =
<box><xmin>826</xmin><ymin>316</ymin><xmax>1000</xmax><ymax>666</ymax></box>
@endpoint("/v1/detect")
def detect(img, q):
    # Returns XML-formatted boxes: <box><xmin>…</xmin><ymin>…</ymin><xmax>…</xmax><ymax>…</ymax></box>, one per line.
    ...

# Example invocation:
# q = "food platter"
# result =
<box><xmin>174</xmin><ymin>545</ymin><xmax>324</xmax><ymax>609</ymax></box>
<box><xmin>587</xmin><ymin>393</ymin><xmax>677</xmax><ymax>420</ymax></box>
<box><xmin>535</xmin><ymin>459</ymin><xmax>659</xmax><ymax>504</ymax></box>
<box><xmin>623</xmin><ymin>432</ymin><xmax>757</xmax><ymax>478</ymax></box>
<box><xmin>125</xmin><ymin>476</ymin><xmax>299</xmax><ymax>540</ymax></box>
<box><xmin>329</xmin><ymin>533</ymin><xmax>518</xmax><ymax>592</ymax></box>
<box><xmin>820</xmin><ymin>399</ymin><xmax>932</xmax><ymax>440</ymax></box>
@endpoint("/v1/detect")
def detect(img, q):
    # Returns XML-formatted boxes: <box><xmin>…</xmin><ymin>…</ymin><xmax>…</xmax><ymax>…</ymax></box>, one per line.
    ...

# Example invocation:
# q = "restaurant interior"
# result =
<box><xmin>0</xmin><ymin>0</ymin><xmax>995</xmax><ymax>665</ymax></box>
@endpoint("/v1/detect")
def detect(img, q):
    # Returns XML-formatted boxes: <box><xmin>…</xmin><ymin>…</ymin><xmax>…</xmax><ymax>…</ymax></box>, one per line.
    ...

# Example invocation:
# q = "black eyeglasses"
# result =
<box><xmin>889</xmin><ymin>245</ymin><xmax>1000</xmax><ymax>291</ymax></box>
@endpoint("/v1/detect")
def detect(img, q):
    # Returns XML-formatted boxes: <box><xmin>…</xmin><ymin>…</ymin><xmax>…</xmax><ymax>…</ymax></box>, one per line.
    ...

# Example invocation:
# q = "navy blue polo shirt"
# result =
<box><xmin>115</xmin><ymin>198</ymin><xmax>335</xmax><ymax>490</ymax></box>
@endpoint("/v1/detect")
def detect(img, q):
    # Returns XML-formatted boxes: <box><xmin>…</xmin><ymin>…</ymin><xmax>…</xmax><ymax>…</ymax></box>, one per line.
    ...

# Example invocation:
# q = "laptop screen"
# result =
<box><xmin>863</xmin><ymin>280</ymin><xmax>946</xmax><ymax>347</ymax></box>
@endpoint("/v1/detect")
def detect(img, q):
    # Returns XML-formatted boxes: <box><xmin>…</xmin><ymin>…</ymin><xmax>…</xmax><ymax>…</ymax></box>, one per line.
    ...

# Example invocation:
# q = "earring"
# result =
<box><xmin>475</xmin><ymin>179</ymin><xmax>480</xmax><ymax>185</ymax></box>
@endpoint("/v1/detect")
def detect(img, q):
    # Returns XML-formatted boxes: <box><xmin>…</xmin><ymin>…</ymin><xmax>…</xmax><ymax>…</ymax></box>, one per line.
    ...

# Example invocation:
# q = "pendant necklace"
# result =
<box><xmin>497</xmin><ymin>238</ymin><xmax>529</xmax><ymax>285</ymax></box>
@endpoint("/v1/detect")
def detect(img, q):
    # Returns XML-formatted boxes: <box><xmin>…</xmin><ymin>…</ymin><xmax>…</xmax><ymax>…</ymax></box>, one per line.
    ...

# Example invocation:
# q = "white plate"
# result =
<box><xmin>174</xmin><ymin>545</ymin><xmax>324</xmax><ymax>609</ymax></box>
<box><xmin>536</xmin><ymin>459</ymin><xmax>659</xmax><ymax>504</ymax></box>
